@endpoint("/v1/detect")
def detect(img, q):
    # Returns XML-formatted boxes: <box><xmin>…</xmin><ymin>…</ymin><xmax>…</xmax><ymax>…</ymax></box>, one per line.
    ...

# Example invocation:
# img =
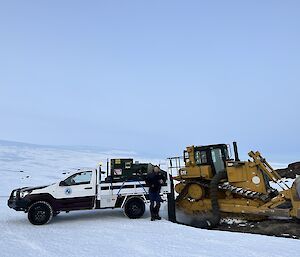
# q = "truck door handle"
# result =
<box><xmin>84</xmin><ymin>187</ymin><xmax>92</xmax><ymax>190</ymax></box>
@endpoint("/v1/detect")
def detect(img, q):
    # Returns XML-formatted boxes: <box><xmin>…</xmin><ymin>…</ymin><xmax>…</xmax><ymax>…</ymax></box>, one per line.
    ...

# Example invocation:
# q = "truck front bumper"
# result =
<box><xmin>7</xmin><ymin>190</ymin><xmax>29</xmax><ymax>211</ymax></box>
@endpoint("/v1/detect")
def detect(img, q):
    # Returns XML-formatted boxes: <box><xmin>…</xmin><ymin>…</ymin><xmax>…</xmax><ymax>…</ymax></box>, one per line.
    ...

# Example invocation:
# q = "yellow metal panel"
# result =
<box><xmin>227</xmin><ymin>162</ymin><xmax>267</xmax><ymax>194</ymax></box>
<box><xmin>199</xmin><ymin>165</ymin><xmax>213</xmax><ymax>179</ymax></box>
<box><xmin>184</xmin><ymin>166</ymin><xmax>201</xmax><ymax>178</ymax></box>
<box><xmin>181</xmin><ymin>165</ymin><xmax>213</xmax><ymax>179</ymax></box>
<box><xmin>227</xmin><ymin>165</ymin><xmax>247</xmax><ymax>182</ymax></box>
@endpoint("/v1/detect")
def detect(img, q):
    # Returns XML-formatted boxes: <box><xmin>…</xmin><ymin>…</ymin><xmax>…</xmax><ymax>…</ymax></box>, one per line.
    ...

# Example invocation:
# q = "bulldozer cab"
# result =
<box><xmin>184</xmin><ymin>144</ymin><xmax>230</xmax><ymax>175</ymax></box>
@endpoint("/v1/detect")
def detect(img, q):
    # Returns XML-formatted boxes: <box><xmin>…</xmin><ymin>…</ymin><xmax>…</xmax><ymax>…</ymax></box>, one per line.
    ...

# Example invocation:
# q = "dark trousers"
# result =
<box><xmin>149</xmin><ymin>191</ymin><xmax>162</xmax><ymax>218</ymax></box>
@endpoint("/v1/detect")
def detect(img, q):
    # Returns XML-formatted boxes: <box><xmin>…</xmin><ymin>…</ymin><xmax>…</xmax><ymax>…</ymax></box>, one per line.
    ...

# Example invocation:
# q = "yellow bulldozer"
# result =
<box><xmin>168</xmin><ymin>142</ymin><xmax>300</xmax><ymax>228</ymax></box>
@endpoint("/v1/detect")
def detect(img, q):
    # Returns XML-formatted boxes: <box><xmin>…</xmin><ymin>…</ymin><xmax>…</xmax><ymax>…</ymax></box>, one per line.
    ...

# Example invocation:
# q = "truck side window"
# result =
<box><xmin>64</xmin><ymin>171</ymin><xmax>92</xmax><ymax>186</ymax></box>
<box><xmin>195</xmin><ymin>151</ymin><xmax>207</xmax><ymax>165</ymax></box>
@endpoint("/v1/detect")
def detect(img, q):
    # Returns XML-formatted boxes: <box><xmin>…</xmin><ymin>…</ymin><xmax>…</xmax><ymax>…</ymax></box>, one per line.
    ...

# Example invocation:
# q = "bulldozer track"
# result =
<box><xmin>174</xmin><ymin>180</ymin><xmax>300</xmax><ymax>239</ymax></box>
<box><xmin>177</xmin><ymin>179</ymin><xmax>277</xmax><ymax>202</ymax></box>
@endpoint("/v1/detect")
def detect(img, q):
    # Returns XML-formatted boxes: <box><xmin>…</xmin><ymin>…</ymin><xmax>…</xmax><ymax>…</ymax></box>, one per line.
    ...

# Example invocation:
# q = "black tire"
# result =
<box><xmin>28</xmin><ymin>201</ymin><xmax>53</xmax><ymax>225</ymax></box>
<box><xmin>124</xmin><ymin>198</ymin><xmax>145</xmax><ymax>219</ymax></box>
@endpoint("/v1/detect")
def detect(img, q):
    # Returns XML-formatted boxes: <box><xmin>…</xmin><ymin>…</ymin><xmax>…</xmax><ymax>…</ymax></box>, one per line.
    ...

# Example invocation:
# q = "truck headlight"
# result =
<box><xmin>20</xmin><ymin>191</ymin><xmax>30</xmax><ymax>198</ymax></box>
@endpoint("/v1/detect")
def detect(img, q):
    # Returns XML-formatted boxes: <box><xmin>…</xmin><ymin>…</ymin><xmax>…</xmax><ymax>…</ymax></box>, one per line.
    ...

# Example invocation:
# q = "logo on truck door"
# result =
<box><xmin>65</xmin><ymin>188</ymin><xmax>72</xmax><ymax>195</ymax></box>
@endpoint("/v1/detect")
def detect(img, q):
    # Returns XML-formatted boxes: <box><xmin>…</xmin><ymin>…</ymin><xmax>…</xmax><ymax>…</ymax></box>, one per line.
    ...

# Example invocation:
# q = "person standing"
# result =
<box><xmin>145</xmin><ymin>166</ymin><xmax>166</xmax><ymax>221</ymax></box>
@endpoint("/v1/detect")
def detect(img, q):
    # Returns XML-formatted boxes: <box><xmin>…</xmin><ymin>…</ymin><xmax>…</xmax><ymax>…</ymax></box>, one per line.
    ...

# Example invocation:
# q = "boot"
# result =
<box><xmin>155</xmin><ymin>215</ymin><xmax>161</xmax><ymax>220</ymax></box>
<box><xmin>150</xmin><ymin>203</ymin><xmax>156</xmax><ymax>221</ymax></box>
<box><xmin>154</xmin><ymin>204</ymin><xmax>161</xmax><ymax>220</ymax></box>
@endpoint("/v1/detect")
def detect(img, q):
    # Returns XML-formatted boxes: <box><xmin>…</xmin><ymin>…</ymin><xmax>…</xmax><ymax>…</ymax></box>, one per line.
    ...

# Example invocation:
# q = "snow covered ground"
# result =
<box><xmin>0</xmin><ymin>141</ymin><xmax>299</xmax><ymax>257</ymax></box>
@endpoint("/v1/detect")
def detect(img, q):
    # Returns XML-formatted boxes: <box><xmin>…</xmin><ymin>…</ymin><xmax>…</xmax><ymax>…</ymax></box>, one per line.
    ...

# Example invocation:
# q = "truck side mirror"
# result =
<box><xmin>59</xmin><ymin>181</ymin><xmax>67</xmax><ymax>186</ymax></box>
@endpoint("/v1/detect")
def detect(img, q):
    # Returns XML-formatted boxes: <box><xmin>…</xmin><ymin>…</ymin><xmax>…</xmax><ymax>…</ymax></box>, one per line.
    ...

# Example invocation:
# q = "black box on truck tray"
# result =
<box><xmin>111</xmin><ymin>159</ymin><xmax>133</xmax><ymax>176</ymax></box>
<box><xmin>110</xmin><ymin>159</ymin><xmax>148</xmax><ymax>181</ymax></box>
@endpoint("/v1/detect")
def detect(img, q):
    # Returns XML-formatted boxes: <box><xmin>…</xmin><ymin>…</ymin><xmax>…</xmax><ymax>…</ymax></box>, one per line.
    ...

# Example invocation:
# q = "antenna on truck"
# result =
<box><xmin>106</xmin><ymin>158</ymin><xmax>109</xmax><ymax>178</ymax></box>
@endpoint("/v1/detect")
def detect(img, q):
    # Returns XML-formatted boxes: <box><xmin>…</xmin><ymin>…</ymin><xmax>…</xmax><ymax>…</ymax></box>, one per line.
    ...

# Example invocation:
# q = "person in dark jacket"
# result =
<box><xmin>145</xmin><ymin>166</ymin><xmax>166</xmax><ymax>221</ymax></box>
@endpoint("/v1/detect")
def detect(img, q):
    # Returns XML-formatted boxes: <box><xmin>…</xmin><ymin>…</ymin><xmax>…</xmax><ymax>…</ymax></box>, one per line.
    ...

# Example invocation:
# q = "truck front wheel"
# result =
<box><xmin>124</xmin><ymin>198</ymin><xmax>145</xmax><ymax>219</ymax></box>
<box><xmin>28</xmin><ymin>201</ymin><xmax>53</xmax><ymax>225</ymax></box>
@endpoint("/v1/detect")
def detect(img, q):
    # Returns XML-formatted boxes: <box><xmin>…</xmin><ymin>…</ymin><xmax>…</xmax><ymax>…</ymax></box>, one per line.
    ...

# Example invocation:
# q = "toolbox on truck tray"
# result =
<box><xmin>107</xmin><ymin>159</ymin><xmax>150</xmax><ymax>182</ymax></box>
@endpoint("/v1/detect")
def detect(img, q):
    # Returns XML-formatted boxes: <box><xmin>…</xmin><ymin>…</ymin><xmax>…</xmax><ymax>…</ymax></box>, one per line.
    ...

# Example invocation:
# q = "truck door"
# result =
<box><xmin>53</xmin><ymin>170</ymin><xmax>96</xmax><ymax>211</ymax></box>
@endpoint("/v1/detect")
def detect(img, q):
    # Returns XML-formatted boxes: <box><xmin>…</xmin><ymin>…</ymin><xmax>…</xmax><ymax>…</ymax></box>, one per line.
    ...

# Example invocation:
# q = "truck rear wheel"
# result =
<box><xmin>28</xmin><ymin>201</ymin><xmax>53</xmax><ymax>225</ymax></box>
<box><xmin>124</xmin><ymin>198</ymin><xmax>145</xmax><ymax>219</ymax></box>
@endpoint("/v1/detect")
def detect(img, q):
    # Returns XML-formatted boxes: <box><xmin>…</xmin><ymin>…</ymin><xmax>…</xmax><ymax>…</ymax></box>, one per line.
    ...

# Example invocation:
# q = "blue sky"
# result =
<box><xmin>0</xmin><ymin>1</ymin><xmax>299</xmax><ymax>160</ymax></box>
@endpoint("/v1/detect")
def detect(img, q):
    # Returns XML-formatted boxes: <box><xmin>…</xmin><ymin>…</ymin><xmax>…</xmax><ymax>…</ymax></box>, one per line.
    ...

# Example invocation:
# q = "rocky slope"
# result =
<box><xmin>276</xmin><ymin>162</ymin><xmax>300</xmax><ymax>179</ymax></box>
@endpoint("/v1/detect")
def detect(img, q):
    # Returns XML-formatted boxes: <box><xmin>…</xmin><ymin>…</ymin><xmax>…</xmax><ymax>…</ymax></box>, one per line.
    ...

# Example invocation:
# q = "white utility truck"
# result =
<box><xmin>8</xmin><ymin>159</ymin><xmax>173</xmax><ymax>225</ymax></box>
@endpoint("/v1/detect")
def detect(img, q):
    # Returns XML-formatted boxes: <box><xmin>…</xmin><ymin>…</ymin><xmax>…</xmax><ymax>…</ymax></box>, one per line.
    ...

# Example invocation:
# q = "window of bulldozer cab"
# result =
<box><xmin>195</xmin><ymin>150</ymin><xmax>207</xmax><ymax>165</ymax></box>
<box><xmin>211</xmin><ymin>148</ymin><xmax>225</xmax><ymax>173</ymax></box>
<box><xmin>184</xmin><ymin>151</ymin><xmax>189</xmax><ymax>162</ymax></box>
